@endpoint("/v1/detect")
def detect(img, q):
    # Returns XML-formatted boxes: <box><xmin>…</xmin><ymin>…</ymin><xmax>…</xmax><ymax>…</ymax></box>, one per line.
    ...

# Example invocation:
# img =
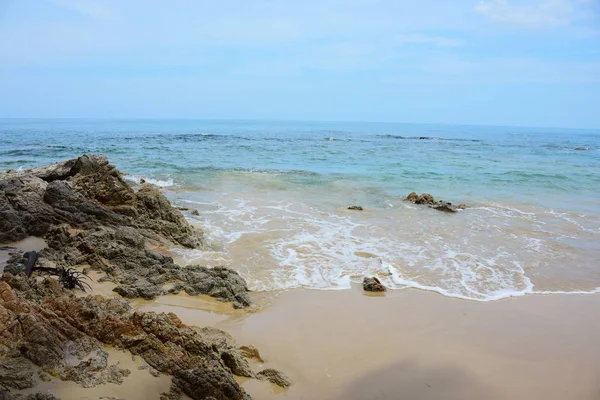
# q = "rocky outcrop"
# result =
<box><xmin>0</xmin><ymin>155</ymin><xmax>203</xmax><ymax>247</ymax></box>
<box><xmin>347</xmin><ymin>205</ymin><xmax>363</xmax><ymax>211</ymax></box>
<box><xmin>363</xmin><ymin>277</ymin><xmax>386</xmax><ymax>292</ymax></box>
<box><xmin>0</xmin><ymin>155</ymin><xmax>251</xmax><ymax>305</ymax></box>
<box><xmin>0</xmin><ymin>155</ymin><xmax>294</xmax><ymax>399</ymax></box>
<box><xmin>0</xmin><ymin>273</ymin><xmax>287</xmax><ymax>399</ymax></box>
<box><xmin>0</xmin><ymin>276</ymin><xmax>131</xmax><ymax>391</ymax></box>
<box><xmin>404</xmin><ymin>192</ymin><xmax>468</xmax><ymax>213</ymax></box>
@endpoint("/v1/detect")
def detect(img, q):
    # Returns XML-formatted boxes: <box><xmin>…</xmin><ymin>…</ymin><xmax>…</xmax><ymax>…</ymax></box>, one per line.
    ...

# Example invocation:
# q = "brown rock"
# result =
<box><xmin>363</xmin><ymin>277</ymin><xmax>386</xmax><ymax>292</ymax></box>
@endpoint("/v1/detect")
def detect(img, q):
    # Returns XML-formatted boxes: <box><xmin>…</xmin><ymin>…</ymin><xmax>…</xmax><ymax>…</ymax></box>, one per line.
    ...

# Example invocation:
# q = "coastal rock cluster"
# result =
<box><xmin>0</xmin><ymin>155</ymin><xmax>286</xmax><ymax>399</ymax></box>
<box><xmin>405</xmin><ymin>192</ymin><xmax>468</xmax><ymax>213</ymax></box>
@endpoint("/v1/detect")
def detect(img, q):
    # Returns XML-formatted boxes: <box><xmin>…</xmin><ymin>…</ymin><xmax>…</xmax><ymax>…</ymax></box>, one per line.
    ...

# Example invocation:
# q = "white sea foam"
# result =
<box><xmin>124</xmin><ymin>174</ymin><xmax>174</xmax><ymax>187</ymax></box>
<box><xmin>170</xmin><ymin>187</ymin><xmax>600</xmax><ymax>302</ymax></box>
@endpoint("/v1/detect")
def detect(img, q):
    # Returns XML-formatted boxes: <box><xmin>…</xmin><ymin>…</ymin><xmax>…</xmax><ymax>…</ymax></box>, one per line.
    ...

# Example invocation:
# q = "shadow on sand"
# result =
<box><xmin>338</xmin><ymin>359</ymin><xmax>500</xmax><ymax>400</ymax></box>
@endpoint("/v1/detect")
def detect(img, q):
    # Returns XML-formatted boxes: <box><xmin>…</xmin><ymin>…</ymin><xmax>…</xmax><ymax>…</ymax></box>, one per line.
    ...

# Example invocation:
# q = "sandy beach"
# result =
<box><xmin>131</xmin><ymin>286</ymin><xmax>600</xmax><ymax>400</ymax></box>
<box><xmin>64</xmin><ymin>270</ymin><xmax>600</xmax><ymax>400</ymax></box>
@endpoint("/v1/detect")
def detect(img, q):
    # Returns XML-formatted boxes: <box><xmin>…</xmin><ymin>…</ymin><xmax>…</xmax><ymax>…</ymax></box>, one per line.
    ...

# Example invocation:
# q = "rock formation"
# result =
<box><xmin>0</xmin><ymin>155</ymin><xmax>286</xmax><ymax>399</ymax></box>
<box><xmin>404</xmin><ymin>192</ymin><xmax>468</xmax><ymax>213</ymax></box>
<box><xmin>363</xmin><ymin>277</ymin><xmax>387</xmax><ymax>292</ymax></box>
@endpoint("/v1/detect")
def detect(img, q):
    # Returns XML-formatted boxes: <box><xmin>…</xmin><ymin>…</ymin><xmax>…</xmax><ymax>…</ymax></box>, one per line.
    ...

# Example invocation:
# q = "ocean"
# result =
<box><xmin>1</xmin><ymin>118</ymin><xmax>599</xmax><ymax>301</ymax></box>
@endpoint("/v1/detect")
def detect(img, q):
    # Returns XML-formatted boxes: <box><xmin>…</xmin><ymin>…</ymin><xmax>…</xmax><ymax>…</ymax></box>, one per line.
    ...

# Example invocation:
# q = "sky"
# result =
<box><xmin>0</xmin><ymin>0</ymin><xmax>599</xmax><ymax>128</ymax></box>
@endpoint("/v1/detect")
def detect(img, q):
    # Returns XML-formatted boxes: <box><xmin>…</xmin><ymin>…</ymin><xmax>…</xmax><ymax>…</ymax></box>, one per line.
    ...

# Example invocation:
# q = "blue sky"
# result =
<box><xmin>0</xmin><ymin>0</ymin><xmax>599</xmax><ymax>128</ymax></box>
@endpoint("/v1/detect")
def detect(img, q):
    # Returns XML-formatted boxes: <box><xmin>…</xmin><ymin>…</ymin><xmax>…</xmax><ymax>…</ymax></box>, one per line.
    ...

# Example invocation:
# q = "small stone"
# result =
<box><xmin>191</xmin><ymin>209</ymin><xmax>200</xmax><ymax>216</ymax></box>
<box><xmin>348</xmin><ymin>205</ymin><xmax>363</xmax><ymax>211</ymax></box>
<box><xmin>363</xmin><ymin>277</ymin><xmax>386</xmax><ymax>292</ymax></box>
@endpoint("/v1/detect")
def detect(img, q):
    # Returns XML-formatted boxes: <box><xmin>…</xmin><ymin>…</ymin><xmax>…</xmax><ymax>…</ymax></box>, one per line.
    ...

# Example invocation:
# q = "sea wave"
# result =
<box><xmin>171</xmin><ymin>192</ymin><xmax>600</xmax><ymax>302</ymax></box>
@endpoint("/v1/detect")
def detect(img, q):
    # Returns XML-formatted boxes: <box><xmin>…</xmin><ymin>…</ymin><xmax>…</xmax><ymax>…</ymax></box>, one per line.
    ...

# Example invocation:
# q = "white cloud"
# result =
<box><xmin>475</xmin><ymin>0</ymin><xmax>577</xmax><ymax>28</ymax></box>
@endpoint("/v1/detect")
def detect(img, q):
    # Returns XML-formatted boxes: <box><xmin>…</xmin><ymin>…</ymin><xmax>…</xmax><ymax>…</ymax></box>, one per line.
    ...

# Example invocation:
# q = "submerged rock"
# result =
<box><xmin>256</xmin><ymin>368</ymin><xmax>291</xmax><ymax>388</ymax></box>
<box><xmin>574</xmin><ymin>147</ymin><xmax>588</xmax><ymax>151</ymax></box>
<box><xmin>405</xmin><ymin>192</ymin><xmax>468</xmax><ymax>213</ymax></box>
<box><xmin>363</xmin><ymin>277</ymin><xmax>386</xmax><ymax>292</ymax></box>
<box><xmin>347</xmin><ymin>205</ymin><xmax>363</xmax><ymax>211</ymax></box>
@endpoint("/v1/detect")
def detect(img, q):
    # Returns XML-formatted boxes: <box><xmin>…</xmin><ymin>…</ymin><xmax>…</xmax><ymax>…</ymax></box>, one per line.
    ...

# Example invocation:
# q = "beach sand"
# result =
<box><xmin>132</xmin><ymin>286</ymin><xmax>600</xmax><ymax>400</ymax></box>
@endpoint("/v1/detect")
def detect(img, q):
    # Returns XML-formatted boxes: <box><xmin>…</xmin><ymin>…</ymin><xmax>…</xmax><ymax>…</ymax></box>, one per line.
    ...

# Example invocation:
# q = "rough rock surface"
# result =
<box><xmin>0</xmin><ymin>155</ymin><xmax>251</xmax><ymax>304</ymax></box>
<box><xmin>363</xmin><ymin>277</ymin><xmax>386</xmax><ymax>292</ymax></box>
<box><xmin>347</xmin><ymin>205</ymin><xmax>363</xmax><ymax>211</ymax></box>
<box><xmin>256</xmin><ymin>369</ymin><xmax>291</xmax><ymax>388</ymax></box>
<box><xmin>405</xmin><ymin>192</ymin><xmax>468</xmax><ymax>213</ymax></box>
<box><xmin>0</xmin><ymin>155</ymin><xmax>289</xmax><ymax>399</ymax></box>
<box><xmin>0</xmin><ymin>274</ymin><xmax>286</xmax><ymax>399</ymax></box>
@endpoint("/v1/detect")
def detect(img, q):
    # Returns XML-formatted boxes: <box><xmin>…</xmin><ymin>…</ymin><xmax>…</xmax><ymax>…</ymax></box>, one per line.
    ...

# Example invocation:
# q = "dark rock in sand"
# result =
<box><xmin>174</xmin><ymin>265</ymin><xmax>252</xmax><ymax>309</ymax></box>
<box><xmin>347</xmin><ymin>205</ymin><xmax>363</xmax><ymax>211</ymax></box>
<box><xmin>256</xmin><ymin>368</ymin><xmax>291</xmax><ymax>388</ymax></box>
<box><xmin>363</xmin><ymin>277</ymin><xmax>386</xmax><ymax>292</ymax></box>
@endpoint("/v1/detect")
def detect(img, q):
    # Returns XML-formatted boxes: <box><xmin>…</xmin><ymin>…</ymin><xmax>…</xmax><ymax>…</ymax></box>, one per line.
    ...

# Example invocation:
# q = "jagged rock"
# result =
<box><xmin>0</xmin><ymin>274</ymin><xmax>257</xmax><ymax>399</ymax></box>
<box><xmin>0</xmin><ymin>355</ymin><xmax>36</xmax><ymax>389</ymax></box>
<box><xmin>113</xmin><ymin>280</ymin><xmax>164</xmax><ymax>300</ymax></box>
<box><xmin>416</xmin><ymin>193</ymin><xmax>435</xmax><ymax>205</ymax></box>
<box><xmin>0</xmin><ymin>154</ymin><xmax>204</xmax><ymax>248</ymax></box>
<box><xmin>347</xmin><ymin>205</ymin><xmax>363</xmax><ymax>211</ymax></box>
<box><xmin>405</xmin><ymin>192</ymin><xmax>467</xmax><ymax>212</ymax></box>
<box><xmin>171</xmin><ymin>367</ymin><xmax>250</xmax><ymax>400</ymax></box>
<box><xmin>0</xmin><ymin>156</ymin><xmax>287</xmax><ymax>399</ymax></box>
<box><xmin>0</xmin><ymin>277</ymin><xmax>130</xmax><ymax>390</ymax></box>
<box><xmin>256</xmin><ymin>368</ymin><xmax>291</xmax><ymax>388</ymax></box>
<box><xmin>0</xmin><ymin>155</ymin><xmax>249</xmax><ymax>306</ymax></box>
<box><xmin>405</xmin><ymin>192</ymin><xmax>419</xmax><ymax>203</ymax></box>
<box><xmin>363</xmin><ymin>277</ymin><xmax>386</xmax><ymax>292</ymax></box>
<box><xmin>191</xmin><ymin>209</ymin><xmax>200</xmax><ymax>216</ymax></box>
<box><xmin>175</xmin><ymin>266</ymin><xmax>251</xmax><ymax>309</ymax></box>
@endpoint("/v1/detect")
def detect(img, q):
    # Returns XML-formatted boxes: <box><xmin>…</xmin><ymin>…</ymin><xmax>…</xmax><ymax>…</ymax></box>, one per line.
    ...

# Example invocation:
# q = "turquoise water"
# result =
<box><xmin>1</xmin><ymin>119</ymin><xmax>599</xmax><ymax>300</ymax></box>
